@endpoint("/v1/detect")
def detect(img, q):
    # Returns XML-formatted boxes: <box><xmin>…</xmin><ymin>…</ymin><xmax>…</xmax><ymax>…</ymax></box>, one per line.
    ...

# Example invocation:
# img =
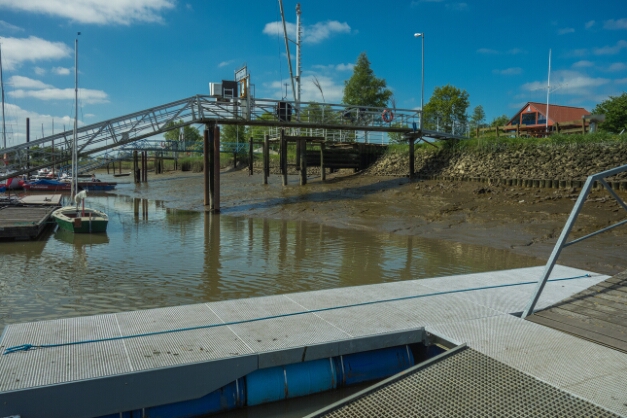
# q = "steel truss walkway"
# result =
<box><xmin>0</xmin><ymin>96</ymin><xmax>465</xmax><ymax>181</ymax></box>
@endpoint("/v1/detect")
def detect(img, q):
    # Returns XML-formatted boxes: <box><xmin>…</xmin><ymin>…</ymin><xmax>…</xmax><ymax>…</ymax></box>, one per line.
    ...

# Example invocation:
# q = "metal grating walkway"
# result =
<box><xmin>309</xmin><ymin>346</ymin><xmax>621</xmax><ymax>418</ymax></box>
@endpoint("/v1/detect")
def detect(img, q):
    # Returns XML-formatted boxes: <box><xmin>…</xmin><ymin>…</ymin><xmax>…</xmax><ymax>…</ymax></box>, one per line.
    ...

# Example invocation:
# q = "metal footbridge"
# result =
<box><xmin>0</xmin><ymin>96</ymin><xmax>466</xmax><ymax>181</ymax></box>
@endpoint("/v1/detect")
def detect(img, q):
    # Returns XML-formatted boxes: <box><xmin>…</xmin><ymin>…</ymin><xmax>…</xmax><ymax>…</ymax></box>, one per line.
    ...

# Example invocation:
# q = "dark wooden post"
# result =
<box><xmin>119</xmin><ymin>159</ymin><xmax>122</xmax><ymax>175</ymax></box>
<box><xmin>133</xmin><ymin>150</ymin><xmax>139</xmax><ymax>183</ymax></box>
<box><xmin>409</xmin><ymin>138</ymin><xmax>415</xmax><ymax>179</ymax></box>
<box><xmin>263</xmin><ymin>134</ymin><xmax>269</xmax><ymax>185</ymax></box>
<box><xmin>106</xmin><ymin>162</ymin><xmax>110</xmax><ymax>174</ymax></box>
<box><xmin>295</xmin><ymin>138</ymin><xmax>301</xmax><ymax>171</ymax></box>
<box><xmin>496</xmin><ymin>126</ymin><xmax>500</xmax><ymax>138</ymax></box>
<box><xmin>299</xmin><ymin>139</ymin><xmax>307</xmax><ymax>185</ymax></box>
<box><xmin>214</xmin><ymin>125</ymin><xmax>221</xmax><ymax>212</ymax></box>
<box><xmin>581</xmin><ymin>118</ymin><xmax>586</xmax><ymax>134</ymax></box>
<box><xmin>248</xmin><ymin>137</ymin><xmax>253</xmax><ymax>176</ymax></box>
<box><xmin>281</xmin><ymin>129</ymin><xmax>288</xmax><ymax>186</ymax></box>
<box><xmin>143</xmin><ymin>152</ymin><xmax>148</xmax><ymax>182</ymax></box>
<box><xmin>320</xmin><ymin>142</ymin><xmax>326</xmax><ymax>182</ymax></box>
<box><xmin>204</xmin><ymin>125</ymin><xmax>212</xmax><ymax>208</ymax></box>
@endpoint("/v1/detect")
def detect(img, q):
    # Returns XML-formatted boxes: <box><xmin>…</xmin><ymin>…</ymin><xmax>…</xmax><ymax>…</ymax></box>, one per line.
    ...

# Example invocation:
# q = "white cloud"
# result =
<box><xmin>0</xmin><ymin>19</ymin><xmax>23</xmax><ymax>32</ymax></box>
<box><xmin>0</xmin><ymin>0</ymin><xmax>175</xmax><ymax>25</ymax></box>
<box><xmin>7</xmin><ymin>75</ymin><xmax>52</xmax><ymax>89</ymax></box>
<box><xmin>335</xmin><ymin>63</ymin><xmax>354</xmax><ymax>71</ymax></box>
<box><xmin>446</xmin><ymin>2</ymin><xmax>468</xmax><ymax>11</ymax></box>
<box><xmin>0</xmin><ymin>102</ymin><xmax>74</xmax><ymax>145</ymax></box>
<box><xmin>477</xmin><ymin>48</ymin><xmax>525</xmax><ymax>55</ymax></box>
<box><xmin>34</xmin><ymin>67</ymin><xmax>46</xmax><ymax>75</ymax></box>
<box><xmin>572</xmin><ymin>60</ymin><xmax>594</xmax><ymax>68</ymax></box>
<box><xmin>263</xmin><ymin>73</ymin><xmax>344</xmax><ymax>103</ymax></box>
<box><xmin>0</xmin><ymin>36</ymin><xmax>71</xmax><ymax>71</ymax></box>
<box><xmin>84</xmin><ymin>113</ymin><xmax>96</xmax><ymax>118</ymax></box>
<box><xmin>263</xmin><ymin>20</ymin><xmax>351</xmax><ymax>44</ymax></box>
<box><xmin>593</xmin><ymin>40</ymin><xmax>627</xmax><ymax>55</ymax></box>
<box><xmin>9</xmin><ymin>87</ymin><xmax>109</xmax><ymax>104</ymax></box>
<box><xmin>51</xmin><ymin>66</ymin><xmax>71</xmax><ymax>75</ymax></box>
<box><xmin>312</xmin><ymin>63</ymin><xmax>354</xmax><ymax>72</ymax></box>
<box><xmin>607</xmin><ymin>62</ymin><xmax>627</xmax><ymax>72</ymax></box>
<box><xmin>585</xmin><ymin>20</ymin><xmax>595</xmax><ymax>29</ymax></box>
<box><xmin>493</xmin><ymin>67</ymin><xmax>523</xmax><ymax>75</ymax></box>
<box><xmin>558</xmin><ymin>27</ymin><xmax>574</xmax><ymax>35</ymax></box>
<box><xmin>218</xmin><ymin>60</ymin><xmax>233</xmax><ymax>68</ymax></box>
<box><xmin>604</xmin><ymin>19</ymin><xmax>627</xmax><ymax>30</ymax></box>
<box><xmin>522</xmin><ymin>70</ymin><xmax>610</xmax><ymax>96</ymax></box>
<box><xmin>616</xmin><ymin>78</ymin><xmax>627</xmax><ymax>84</ymax></box>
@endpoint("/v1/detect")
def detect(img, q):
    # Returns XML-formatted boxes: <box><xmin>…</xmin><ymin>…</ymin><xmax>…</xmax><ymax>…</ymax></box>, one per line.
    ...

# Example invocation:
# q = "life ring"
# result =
<box><xmin>382</xmin><ymin>109</ymin><xmax>394</xmax><ymax>123</ymax></box>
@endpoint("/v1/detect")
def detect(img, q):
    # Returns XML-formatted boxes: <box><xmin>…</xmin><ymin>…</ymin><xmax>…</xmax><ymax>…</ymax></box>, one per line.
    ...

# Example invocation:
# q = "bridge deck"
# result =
<box><xmin>2</xmin><ymin>265</ymin><xmax>626</xmax><ymax>417</ymax></box>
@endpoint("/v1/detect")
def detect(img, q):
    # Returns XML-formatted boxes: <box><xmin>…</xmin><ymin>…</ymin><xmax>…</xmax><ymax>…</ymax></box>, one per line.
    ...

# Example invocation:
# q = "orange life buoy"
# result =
<box><xmin>382</xmin><ymin>109</ymin><xmax>394</xmax><ymax>123</ymax></box>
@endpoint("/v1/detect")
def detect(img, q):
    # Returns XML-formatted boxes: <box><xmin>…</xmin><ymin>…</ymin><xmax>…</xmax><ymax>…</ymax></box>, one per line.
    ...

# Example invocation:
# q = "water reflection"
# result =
<box><xmin>0</xmin><ymin>194</ymin><xmax>541</xmax><ymax>331</ymax></box>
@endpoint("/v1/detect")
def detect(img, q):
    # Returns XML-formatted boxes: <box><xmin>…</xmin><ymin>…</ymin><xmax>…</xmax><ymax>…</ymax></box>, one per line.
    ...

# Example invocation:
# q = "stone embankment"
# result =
<box><xmin>365</xmin><ymin>142</ymin><xmax>627</xmax><ymax>190</ymax></box>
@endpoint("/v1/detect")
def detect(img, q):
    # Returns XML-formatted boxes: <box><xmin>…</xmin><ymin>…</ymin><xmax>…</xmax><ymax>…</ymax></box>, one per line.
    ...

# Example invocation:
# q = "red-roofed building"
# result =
<box><xmin>503</xmin><ymin>102</ymin><xmax>591</xmax><ymax>136</ymax></box>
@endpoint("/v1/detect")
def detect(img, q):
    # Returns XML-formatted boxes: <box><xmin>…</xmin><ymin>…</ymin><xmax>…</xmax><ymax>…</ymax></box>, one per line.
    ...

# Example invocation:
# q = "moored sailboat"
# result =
<box><xmin>52</xmin><ymin>34</ymin><xmax>108</xmax><ymax>233</ymax></box>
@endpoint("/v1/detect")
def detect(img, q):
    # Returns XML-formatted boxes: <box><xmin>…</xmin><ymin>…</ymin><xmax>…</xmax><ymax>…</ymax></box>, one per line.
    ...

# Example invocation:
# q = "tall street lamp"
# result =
<box><xmin>414</xmin><ymin>33</ymin><xmax>424</xmax><ymax>132</ymax></box>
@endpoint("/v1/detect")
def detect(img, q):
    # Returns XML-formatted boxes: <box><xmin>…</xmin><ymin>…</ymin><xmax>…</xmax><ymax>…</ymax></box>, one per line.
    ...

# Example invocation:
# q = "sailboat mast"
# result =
<box><xmin>72</xmin><ymin>36</ymin><xmax>79</xmax><ymax>199</ymax></box>
<box><xmin>1</xmin><ymin>42</ymin><xmax>6</xmax><ymax>150</ymax></box>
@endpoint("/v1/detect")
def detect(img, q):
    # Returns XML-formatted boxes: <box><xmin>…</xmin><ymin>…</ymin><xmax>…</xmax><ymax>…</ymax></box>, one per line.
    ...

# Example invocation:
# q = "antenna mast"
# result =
<box><xmin>1</xmin><ymin>42</ymin><xmax>6</xmax><ymax>150</ymax></box>
<box><xmin>278</xmin><ymin>0</ymin><xmax>297</xmax><ymax>103</ymax></box>
<box><xmin>546</xmin><ymin>49</ymin><xmax>551</xmax><ymax>133</ymax></box>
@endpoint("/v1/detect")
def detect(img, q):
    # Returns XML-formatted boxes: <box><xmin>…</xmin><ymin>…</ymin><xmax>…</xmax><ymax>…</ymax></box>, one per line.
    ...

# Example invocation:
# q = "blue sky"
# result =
<box><xmin>0</xmin><ymin>0</ymin><xmax>625</xmax><ymax>144</ymax></box>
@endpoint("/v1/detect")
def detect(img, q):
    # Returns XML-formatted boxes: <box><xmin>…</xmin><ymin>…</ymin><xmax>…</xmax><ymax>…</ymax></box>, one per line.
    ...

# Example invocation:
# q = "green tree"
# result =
<box><xmin>490</xmin><ymin>114</ymin><xmax>510</xmax><ymax>127</ymax></box>
<box><xmin>221</xmin><ymin>124</ymin><xmax>249</xmax><ymax>144</ymax></box>
<box><xmin>470</xmin><ymin>105</ymin><xmax>486</xmax><ymax>129</ymax></box>
<box><xmin>423</xmin><ymin>84</ymin><xmax>469</xmax><ymax>133</ymax></box>
<box><xmin>163</xmin><ymin>120</ymin><xmax>202</xmax><ymax>143</ymax></box>
<box><xmin>342</xmin><ymin>52</ymin><xmax>392</xmax><ymax>108</ymax></box>
<box><xmin>592</xmin><ymin>92</ymin><xmax>627</xmax><ymax>133</ymax></box>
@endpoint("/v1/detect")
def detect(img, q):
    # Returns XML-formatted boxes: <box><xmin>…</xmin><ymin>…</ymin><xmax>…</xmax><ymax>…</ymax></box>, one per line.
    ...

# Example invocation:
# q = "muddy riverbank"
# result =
<box><xmin>110</xmin><ymin>166</ymin><xmax>627</xmax><ymax>276</ymax></box>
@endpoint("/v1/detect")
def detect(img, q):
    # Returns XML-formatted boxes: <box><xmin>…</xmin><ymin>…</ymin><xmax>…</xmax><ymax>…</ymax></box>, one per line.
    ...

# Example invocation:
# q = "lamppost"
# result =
<box><xmin>414</xmin><ymin>33</ymin><xmax>424</xmax><ymax>132</ymax></box>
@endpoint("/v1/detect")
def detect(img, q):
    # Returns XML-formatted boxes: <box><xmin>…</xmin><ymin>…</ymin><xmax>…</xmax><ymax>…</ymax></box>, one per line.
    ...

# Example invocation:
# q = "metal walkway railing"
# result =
<box><xmin>522</xmin><ymin>163</ymin><xmax>627</xmax><ymax>318</ymax></box>
<box><xmin>0</xmin><ymin>96</ymin><xmax>431</xmax><ymax>181</ymax></box>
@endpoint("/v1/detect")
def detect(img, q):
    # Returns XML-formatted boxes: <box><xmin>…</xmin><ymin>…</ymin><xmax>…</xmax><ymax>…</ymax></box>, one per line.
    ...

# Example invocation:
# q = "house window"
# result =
<box><xmin>521</xmin><ymin>113</ymin><xmax>536</xmax><ymax>126</ymax></box>
<box><xmin>537</xmin><ymin>114</ymin><xmax>546</xmax><ymax>124</ymax></box>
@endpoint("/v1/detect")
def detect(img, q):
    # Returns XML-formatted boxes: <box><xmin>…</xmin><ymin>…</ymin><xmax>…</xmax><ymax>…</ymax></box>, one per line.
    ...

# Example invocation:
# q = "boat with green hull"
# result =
<box><xmin>52</xmin><ymin>205</ymin><xmax>108</xmax><ymax>233</ymax></box>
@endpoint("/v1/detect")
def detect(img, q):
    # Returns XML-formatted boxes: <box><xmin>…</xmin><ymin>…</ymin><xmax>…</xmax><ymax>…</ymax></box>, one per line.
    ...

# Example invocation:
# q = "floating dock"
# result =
<box><xmin>0</xmin><ymin>203</ymin><xmax>59</xmax><ymax>240</ymax></box>
<box><xmin>1</xmin><ymin>265</ymin><xmax>626</xmax><ymax>417</ymax></box>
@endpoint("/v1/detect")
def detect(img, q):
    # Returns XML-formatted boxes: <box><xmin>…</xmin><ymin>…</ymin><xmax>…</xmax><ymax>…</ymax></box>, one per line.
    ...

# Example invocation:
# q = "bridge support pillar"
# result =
<box><xmin>248</xmin><ymin>137</ymin><xmax>254</xmax><ymax>176</ymax></box>
<box><xmin>214</xmin><ymin>125</ymin><xmax>221</xmax><ymax>212</ymax></box>
<box><xmin>133</xmin><ymin>150</ymin><xmax>139</xmax><ymax>183</ymax></box>
<box><xmin>263</xmin><ymin>134</ymin><xmax>269</xmax><ymax>185</ymax></box>
<box><xmin>299</xmin><ymin>139</ymin><xmax>307</xmax><ymax>186</ymax></box>
<box><xmin>320</xmin><ymin>142</ymin><xmax>326</xmax><ymax>182</ymax></box>
<box><xmin>204</xmin><ymin>125</ymin><xmax>212</xmax><ymax>208</ymax></box>
<box><xmin>281</xmin><ymin>129</ymin><xmax>288</xmax><ymax>186</ymax></box>
<box><xmin>409</xmin><ymin>138</ymin><xmax>415</xmax><ymax>179</ymax></box>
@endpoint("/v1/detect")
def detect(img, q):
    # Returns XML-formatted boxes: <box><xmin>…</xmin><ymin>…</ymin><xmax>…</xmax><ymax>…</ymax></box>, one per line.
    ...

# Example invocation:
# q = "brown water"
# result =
<box><xmin>0</xmin><ymin>193</ymin><xmax>541</xmax><ymax>333</ymax></box>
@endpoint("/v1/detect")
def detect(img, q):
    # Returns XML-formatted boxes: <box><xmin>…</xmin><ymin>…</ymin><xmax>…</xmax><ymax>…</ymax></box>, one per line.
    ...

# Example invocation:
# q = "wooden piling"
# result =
<box><xmin>409</xmin><ymin>138</ymin><xmax>415</xmax><ymax>179</ymax></box>
<box><xmin>214</xmin><ymin>125</ymin><xmax>221</xmax><ymax>212</ymax></box>
<box><xmin>263</xmin><ymin>134</ymin><xmax>269</xmax><ymax>185</ymax></box>
<box><xmin>204</xmin><ymin>126</ymin><xmax>211</xmax><ymax>208</ymax></box>
<box><xmin>248</xmin><ymin>137</ymin><xmax>254</xmax><ymax>176</ymax></box>
<box><xmin>320</xmin><ymin>142</ymin><xmax>326</xmax><ymax>182</ymax></box>
<box><xmin>133</xmin><ymin>150</ymin><xmax>139</xmax><ymax>183</ymax></box>
<box><xmin>295</xmin><ymin>138</ymin><xmax>301</xmax><ymax>171</ymax></box>
<box><xmin>299</xmin><ymin>139</ymin><xmax>307</xmax><ymax>186</ymax></box>
<box><xmin>281</xmin><ymin>129</ymin><xmax>288</xmax><ymax>186</ymax></box>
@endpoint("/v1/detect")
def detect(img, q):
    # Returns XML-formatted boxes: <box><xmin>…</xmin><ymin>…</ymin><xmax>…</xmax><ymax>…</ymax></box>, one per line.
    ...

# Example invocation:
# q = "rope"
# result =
<box><xmin>3</xmin><ymin>273</ymin><xmax>592</xmax><ymax>355</ymax></box>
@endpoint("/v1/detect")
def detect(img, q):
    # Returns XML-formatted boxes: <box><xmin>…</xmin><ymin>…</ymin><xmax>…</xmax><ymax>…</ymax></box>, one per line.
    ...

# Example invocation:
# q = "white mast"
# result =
<box><xmin>1</xmin><ymin>42</ymin><xmax>6</xmax><ymax>151</ymax></box>
<box><xmin>278</xmin><ymin>0</ymin><xmax>297</xmax><ymax>103</ymax></box>
<box><xmin>296</xmin><ymin>3</ymin><xmax>301</xmax><ymax>110</ymax></box>
<box><xmin>546</xmin><ymin>49</ymin><xmax>551</xmax><ymax>133</ymax></box>
<box><xmin>72</xmin><ymin>34</ymin><xmax>79</xmax><ymax>199</ymax></box>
